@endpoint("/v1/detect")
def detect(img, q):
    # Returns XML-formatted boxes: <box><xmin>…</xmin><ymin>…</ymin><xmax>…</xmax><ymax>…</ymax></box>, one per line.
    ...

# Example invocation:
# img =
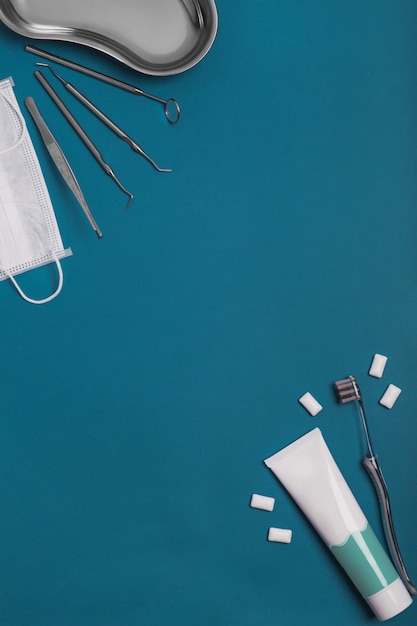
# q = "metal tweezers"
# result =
<box><xmin>25</xmin><ymin>96</ymin><xmax>103</xmax><ymax>238</ymax></box>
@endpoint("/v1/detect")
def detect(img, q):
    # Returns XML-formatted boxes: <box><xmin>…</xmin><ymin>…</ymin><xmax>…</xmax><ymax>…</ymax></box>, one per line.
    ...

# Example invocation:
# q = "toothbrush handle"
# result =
<box><xmin>363</xmin><ymin>455</ymin><xmax>416</xmax><ymax>595</ymax></box>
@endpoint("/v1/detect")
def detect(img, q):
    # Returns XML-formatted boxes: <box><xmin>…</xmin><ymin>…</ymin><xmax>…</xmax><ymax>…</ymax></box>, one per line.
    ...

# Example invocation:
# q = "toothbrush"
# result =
<box><xmin>334</xmin><ymin>375</ymin><xmax>416</xmax><ymax>596</ymax></box>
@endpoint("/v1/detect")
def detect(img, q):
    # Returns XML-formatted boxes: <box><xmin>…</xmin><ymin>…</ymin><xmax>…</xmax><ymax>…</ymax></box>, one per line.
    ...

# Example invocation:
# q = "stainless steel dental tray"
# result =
<box><xmin>0</xmin><ymin>0</ymin><xmax>218</xmax><ymax>76</ymax></box>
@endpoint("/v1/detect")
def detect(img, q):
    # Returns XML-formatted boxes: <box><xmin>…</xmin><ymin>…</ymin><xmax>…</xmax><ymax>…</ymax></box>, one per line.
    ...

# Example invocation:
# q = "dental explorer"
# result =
<box><xmin>25</xmin><ymin>96</ymin><xmax>103</xmax><ymax>238</ymax></box>
<box><xmin>26</xmin><ymin>45</ymin><xmax>181</xmax><ymax>124</ymax></box>
<box><xmin>36</xmin><ymin>63</ymin><xmax>171</xmax><ymax>173</ymax></box>
<box><xmin>35</xmin><ymin>70</ymin><xmax>133</xmax><ymax>211</ymax></box>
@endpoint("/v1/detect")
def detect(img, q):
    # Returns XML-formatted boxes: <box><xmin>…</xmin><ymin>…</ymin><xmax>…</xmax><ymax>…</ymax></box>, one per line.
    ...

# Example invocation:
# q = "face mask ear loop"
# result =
<box><xmin>0</xmin><ymin>252</ymin><xmax>64</xmax><ymax>304</ymax></box>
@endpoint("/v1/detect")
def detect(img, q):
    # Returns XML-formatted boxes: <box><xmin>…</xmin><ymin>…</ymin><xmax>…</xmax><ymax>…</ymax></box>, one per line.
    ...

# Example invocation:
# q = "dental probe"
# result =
<box><xmin>35</xmin><ymin>70</ymin><xmax>133</xmax><ymax>211</ymax></box>
<box><xmin>36</xmin><ymin>63</ymin><xmax>171</xmax><ymax>173</ymax></box>
<box><xmin>26</xmin><ymin>45</ymin><xmax>181</xmax><ymax>124</ymax></box>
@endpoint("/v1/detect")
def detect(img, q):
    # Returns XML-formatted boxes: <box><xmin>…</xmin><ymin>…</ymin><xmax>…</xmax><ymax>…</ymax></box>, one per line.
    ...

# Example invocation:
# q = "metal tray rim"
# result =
<box><xmin>0</xmin><ymin>0</ymin><xmax>218</xmax><ymax>76</ymax></box>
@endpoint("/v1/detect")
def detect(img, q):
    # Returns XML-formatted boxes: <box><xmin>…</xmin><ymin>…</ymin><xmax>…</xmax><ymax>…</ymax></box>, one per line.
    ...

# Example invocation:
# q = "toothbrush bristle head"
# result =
<box><xmin>334</xmin><ymin>375</ymin><xmax>362</xmax><ymax>403</ymax></box>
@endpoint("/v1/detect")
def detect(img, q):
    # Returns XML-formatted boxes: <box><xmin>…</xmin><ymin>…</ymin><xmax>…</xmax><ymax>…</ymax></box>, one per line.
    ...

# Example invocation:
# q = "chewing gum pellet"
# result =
<box><xmin>369</xmin><ymin>354</ymin><xmax>388</xmax><ymax>378</ymax></box>
<box><xmin>268</xmin><ymin>527</ymin><xmax>292</xmax><ymax>543</ymax></box>
<box><xmin>250</xmin><ymin>494</ymin><xmax>275</xmax><ymax>512</ymax></box>
<box><xmin>298</xmin><ymin>392</ymin><xmax>323</xmax><ymax>416</ymax></box>
<box><xmin>379</xmin><ymin>384</ymin><xmax>402</xmax><ymax>409</ymax></box>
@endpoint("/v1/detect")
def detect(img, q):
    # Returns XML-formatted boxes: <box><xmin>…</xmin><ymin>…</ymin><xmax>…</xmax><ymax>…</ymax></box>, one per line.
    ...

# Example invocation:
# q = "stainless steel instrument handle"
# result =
<box><xmin>63</xmin><ymin>82</ymin><xmax>171</xmax><ymax>172</ymax></box>
<box><xmin>34</xmin><ymin>70</ymin><xmax>105</xmax><ymax>167</ymax></box>
<box><xmin>363</xmin><ymin>455</ymin><xmax>417</xmax><ymax>595</ymax></box>
<box><xmin>64</xmin><ymin>84</ymin><xmax>145</xmax><ymax>156</ymax></box>
<box><xmin>26</xmin><ymin>45</ymin><xmax>180</xmax><ymax>123</ymax></box>
<box><xmin>34</xmin><ymin>64</ymin><xmax>171</xmax><ymax>173</ymax></box>
<box><xmin>35</xmin><ymin>70</ymin><xmax>133</xmax><ymax>209</ymax></box>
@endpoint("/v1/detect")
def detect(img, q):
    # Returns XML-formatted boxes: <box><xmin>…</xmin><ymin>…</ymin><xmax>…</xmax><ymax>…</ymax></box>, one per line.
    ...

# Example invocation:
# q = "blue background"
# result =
<box><xmin>1</xmin><ymin>1</ymin><xmax>417</xmax><ymax>624</ymax></box>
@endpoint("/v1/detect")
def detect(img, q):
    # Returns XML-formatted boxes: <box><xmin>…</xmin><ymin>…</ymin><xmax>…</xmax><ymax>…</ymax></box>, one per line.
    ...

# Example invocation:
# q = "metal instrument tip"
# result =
<box><xmin>107</xmin><ymin>168</ymin><xmax>134</xmax><ymax>210</ymax></box>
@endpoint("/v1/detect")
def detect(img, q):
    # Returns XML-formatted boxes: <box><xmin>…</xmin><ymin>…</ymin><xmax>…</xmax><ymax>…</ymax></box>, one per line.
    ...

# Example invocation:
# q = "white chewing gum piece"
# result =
<box><xmin>379</xmin><ymin>384</ymin><xmax>402</xmax><ymax>409</ymax></box>
<box><xmin>298</xmin><ymin>392</ymin><xmax>323</xmax><ymax>416</ymax></box>
<box><xmin>250</xmin><ymin>494</ymin><xmax>275</xmax><ymax>512</ymax></box>
<box><xmin>369</xmin><ymin>354</ymin><xmax>388</xmax><ymax>378</ymax></box>
<box><xmin>268</xmin><ymin>527</ymin><xmax>292</xmax><ymax>543</ymax></box>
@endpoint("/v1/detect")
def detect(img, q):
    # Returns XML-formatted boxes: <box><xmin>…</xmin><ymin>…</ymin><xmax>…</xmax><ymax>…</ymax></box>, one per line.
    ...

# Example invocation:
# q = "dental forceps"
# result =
<box><xmin>35</xmin><ymin>70</ymin><xmax>134</xmax><ymax>211</ymax></box>
<box><xmin>25</xmin><ymin>96</ymin><xmax>103</xmax><ymax>238</ymax></box>
<box><xmin>26</xmin><ymin>45</ymin><xmax>181</xmax><ymax>124</ymax></box>
<box><xmin>36</xmin><ymin>63</ymin><xmax>171</xmax><ymax>173</ymax></box>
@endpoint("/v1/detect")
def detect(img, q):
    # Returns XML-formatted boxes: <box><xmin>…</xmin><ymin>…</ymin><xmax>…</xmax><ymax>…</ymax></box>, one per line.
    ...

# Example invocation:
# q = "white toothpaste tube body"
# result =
<box><xmin>264</xmin><ymin>428</ymin><xmax>412</xmax><ymax>621</ymax></box>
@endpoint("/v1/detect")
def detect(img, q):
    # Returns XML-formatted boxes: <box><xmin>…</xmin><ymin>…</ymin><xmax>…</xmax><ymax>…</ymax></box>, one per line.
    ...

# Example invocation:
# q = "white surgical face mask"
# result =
<box><xmin>0</xmin><ymin>76</ymin><xmax>72</xmax><ymax>304</ymax></box>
